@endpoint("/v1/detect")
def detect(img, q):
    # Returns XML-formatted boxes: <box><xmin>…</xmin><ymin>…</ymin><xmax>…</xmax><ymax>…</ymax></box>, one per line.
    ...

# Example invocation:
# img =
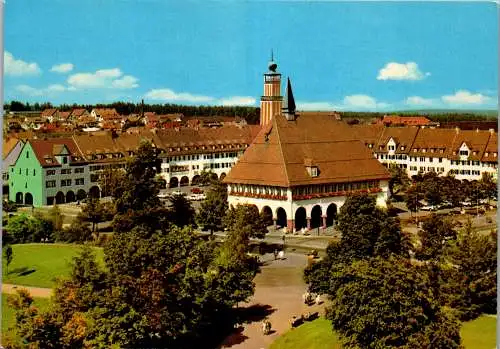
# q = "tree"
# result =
<box><xmin>55</xmin><ymin>221</ymin><xmax>93</xmax><ymax>243</ymax></box>
<box><xmin>223</xmin><ymin>204</ymin><xmax>268</xmax><ymax>239</ymax></box>
<box><xmin>78</xmin><ymin>197</ymin><xmax>106</xmax><ymax>233</ymax></box>
<box><xmin>5</xmin><ymin>214</ymin><xmax>33</xmax><ymax>243</ymax></box>
<box><xmin>326</xmin><ymin>256</ymin><xmax>462</xmax><ymax>349</ymax></box>
<box><xmin>197</xmin><ymin>181</ymin><xmax>228</xmax><ymax>234</ymax></box>
<box><xmin>479</xmin><ymin>172</ymin><xmax>497</xmax><ymax>202</ymax></box>
<box><xmin>416</xmin><ymin>214</ymin><xmax>456</xmax><ymax>261</ymax></box>
<box><xmin>443</xmin><ymin>221</ymin><xmax>496</xmax><ymax>320</ymax></box>
<box><xmin>48</xmin><ymin>204</ymin><xmax>64</xmax><ymax>232</ymax></box>
<box><xmin>388</xmin><ymin>166</ymin><xmax>411</xmax><ymax>197</ymax></box>
<box><xmin>112</xmin><ymin>140</ymin><xmax>168</xmax><ymax>232</ymax></box>
<box><xmin>168</xmin><ymin>193</ymin><xmax>196</xmax><ymax>228</ymax></box>
<box><xmin>421</xmin><ymin>173</ymin><xmax>443</xmax><ymax>206</ymax></box>
<box><xmin>3</xmin><ymin>244</ymin><xmax>13</xmax><ymax>274</ymax></box>
<box><xmin>405</xmin><ymin>184</ymin><xmax>423</xmax><ymax>214</ymax></box>
<box><xmin>98</xmin><ymin>167</ymin><xmax>126</xmax><ymax>198</ymax></box>
<box><xmin>305</xmin><ymin>193</ymin><xmax>410</xmax><ymax>295</ymax></box>
<box><xmin>441</xmin><ymin>175</ymin><xmax>465</xmax><ymax>207</ymax></box>
<box><xmin>198</xmin><ymin>170</ymin><xmax>217</xmax><ymax>186</ymax></box>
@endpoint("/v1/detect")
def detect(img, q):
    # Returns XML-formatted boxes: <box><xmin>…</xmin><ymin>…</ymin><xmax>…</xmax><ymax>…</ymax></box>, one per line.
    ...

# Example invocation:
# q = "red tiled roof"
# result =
<box><xmin>224</xmin><ymin>113</ymin><xmax>390</xmax><ymax>187</ymax></box>
<box><xmin>27</xmin><ymin>138</ymin><xmax>86</xmax><ymax>167</ymax></box>
<box><xmin>41</xmin><ymin>108</ymin><xmax>58</xmax><ymax>117</ymax></box>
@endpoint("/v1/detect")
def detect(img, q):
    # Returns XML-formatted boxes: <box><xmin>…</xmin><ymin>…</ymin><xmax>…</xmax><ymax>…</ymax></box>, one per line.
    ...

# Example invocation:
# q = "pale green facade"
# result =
<box><xmin>9</xmin><ymin>142</ymin><xmax>44</xmax><ymax>206</ymax></box>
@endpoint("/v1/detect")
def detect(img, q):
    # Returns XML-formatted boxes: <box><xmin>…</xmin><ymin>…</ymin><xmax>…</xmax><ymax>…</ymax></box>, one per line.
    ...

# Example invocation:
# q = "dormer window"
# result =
<box><xmin>307</xmin><ymin>166</ymin><xmax>319</xmax><ymax>177</ymax></box>
<box><xmin>62</xmin><ymin>156</ymin><xmax>68</xmax><ymax>164</ymax></box>
<box><xmin>459</xmin><ymin>150</ymin><xmax>469</xmax><ymax>156</ymax></box>
<box><xmin>401</xmin><ymin>146</ymin><xmax>405</xmax><ymax>151</ymax></box>
<box><xmin>368</xmin><ymin>144</ymin><xmax>373</xmax><ymax>148</ymax></box>
<box><xmin>473</xmin><ymin>151</ymin><xmax>477</xmax><ymax>156</ymax></box>
<box><xmin>494</xmin><ymin>153</ymin><xmax>497</xmax><ymax>158</ymax></box>
<box><xmin>430</xmin><ymin>148</ymin><xmax>434</xmax><ymax>153</ymax></box>
<box><xmin>485</xmin><ymin>152</ymin><xmax>489</xmax><ymax>157</ymax></box>
<box><xmin>422</xmin><ymin>149</ymin><xmax>426</xmax><ymax>153</ymax></box>
<box><xmin>413</xmin><ymin>149</ymin><xmax>417</xmax><ymax>153</ymax></box>
<box><xmin>440</xmin><ymin>149</ymin><xmax>444</xmax><ymax>153</ymax></box>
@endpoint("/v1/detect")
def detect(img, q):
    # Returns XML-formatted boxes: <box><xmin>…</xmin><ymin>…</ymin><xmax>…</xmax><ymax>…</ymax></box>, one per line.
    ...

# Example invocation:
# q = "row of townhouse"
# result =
<box><xmin>353</xmin><ymin>125</ymin><xmax>498</xmax><ymax>181</ymax></box>
<box><xmin>7</xmin><ymin>125</ymin><xmax>260</xmax><ymax>207</ymax></box>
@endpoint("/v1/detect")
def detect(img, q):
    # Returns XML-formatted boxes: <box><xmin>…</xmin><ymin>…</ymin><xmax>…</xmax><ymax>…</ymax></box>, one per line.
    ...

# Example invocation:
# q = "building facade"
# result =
<box><xmin>224</xmin><ymin>64</ymin><xmax>391</xmax><ymax>232</ymax></box>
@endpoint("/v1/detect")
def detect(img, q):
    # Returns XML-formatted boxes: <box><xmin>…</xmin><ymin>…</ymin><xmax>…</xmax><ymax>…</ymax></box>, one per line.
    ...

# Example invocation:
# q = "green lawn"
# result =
<box><xmin>269</xmin><ymin>318</ymin><xmax>341</xmax><ymax>349</ymax></box>
<box><xmin>270</xmin><ymin>316</ymin><xmax>496</xmax><ymax>349</ymax></box>
<box><xmin>2</xmin><ymin>293</ymin><xmax>51</xmax><ymax>343</ymax></box>
<box><xmin>461</xmin><ymin>315</ymin><xmax>497</xmax><ymax>349</ymax></box>
<box><xmin>3</xmin><ymin>244</ymin><xmax>104</xmax><ymax>288</ymax></box>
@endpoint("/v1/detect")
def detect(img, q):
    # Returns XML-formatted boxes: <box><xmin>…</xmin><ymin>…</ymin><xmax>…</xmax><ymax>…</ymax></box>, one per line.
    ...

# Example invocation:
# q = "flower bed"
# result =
<box><xmin>229</xmin><ymin>191</ymin><xmax>288</xmax><ymax>201</ymax></box>
<box><xmin>292</xmin><ymin>187</ymin><xmax>382</xmax><ymax>201</ymax></box>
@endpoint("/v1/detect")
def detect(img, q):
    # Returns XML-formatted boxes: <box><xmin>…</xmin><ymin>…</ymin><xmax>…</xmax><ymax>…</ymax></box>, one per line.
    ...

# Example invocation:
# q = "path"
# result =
<box><xmin>2</xmin><ymin>284</ymin><xmax>52</xmax><ymax>298</ymax></box>
<box><xmin>219</xmin><ymin>253</ymin><xmax>324</xmax><ymax>349</ymax></box>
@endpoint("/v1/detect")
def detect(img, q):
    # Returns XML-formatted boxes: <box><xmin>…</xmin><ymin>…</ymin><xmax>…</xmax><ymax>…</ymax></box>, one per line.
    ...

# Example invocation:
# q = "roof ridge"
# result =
<box><xmin>274</xmin><ymin>115</ymin><xmax>290</xmax><ymax>186</ymax></box>
<box><xmin>71</xmin><ymin>135</ymin><xmax>86</xmax><ymax>159</ymax></box>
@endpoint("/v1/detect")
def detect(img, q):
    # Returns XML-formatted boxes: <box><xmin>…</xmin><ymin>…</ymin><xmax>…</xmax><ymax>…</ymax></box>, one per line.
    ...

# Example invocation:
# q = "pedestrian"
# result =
<box><xmin>273</xmin><ymin>249</ymin><xmax>278</xmax><ymax>260</ymax></box>
<box><xmin>278</xmin><ymin>250</ymin><xmax>284</xmax><ymax>260</ymax></box>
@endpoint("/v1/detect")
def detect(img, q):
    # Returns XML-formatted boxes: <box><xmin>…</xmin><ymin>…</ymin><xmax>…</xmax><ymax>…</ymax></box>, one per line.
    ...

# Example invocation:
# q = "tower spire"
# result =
<box><xmin>271</xmin><ymin>49</ymin><xmax>274</xmax><ymax>62</ymax></box>
<box><xmin>282</xmin><ymin>77</ymin><xmax>296</xmax><ymax>121</ymax></box>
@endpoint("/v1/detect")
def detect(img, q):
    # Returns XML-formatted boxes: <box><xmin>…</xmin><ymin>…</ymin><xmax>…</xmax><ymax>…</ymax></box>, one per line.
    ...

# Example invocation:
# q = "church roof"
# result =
<box><xmin>223</xmin><ymin>112</ymin><xmax>390</xmax><ymax>187</ymax></box>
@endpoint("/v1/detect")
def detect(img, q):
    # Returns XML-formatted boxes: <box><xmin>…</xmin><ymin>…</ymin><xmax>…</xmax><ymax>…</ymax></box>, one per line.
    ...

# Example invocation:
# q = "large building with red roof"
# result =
<box><xmin>224</xmin><ymin>60</ymin><xmax>391</xmax><ymax>232</ymax></box>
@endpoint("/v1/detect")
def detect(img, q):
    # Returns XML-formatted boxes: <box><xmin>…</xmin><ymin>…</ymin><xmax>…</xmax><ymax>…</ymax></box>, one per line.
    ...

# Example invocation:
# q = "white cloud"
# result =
<box><xmin>441</xmin><ymin>90</ymin><xmax>491</xmax><ymax>105</ymax></box>
<box><xmin>377</xmin><ymin>62</ymin><xmax>429</xmax><ymax>81</ymax></box>
<box><xmin>145</xmin><ymin>88</ymin><xmax>214</xmax><ymax>103</ymax></box>
<box><xmin>50</xmin><ymin>63</ymin><xmax>74</xmax><ymax>73</ymax></box>
<box><xmin>219</xmin><ymin>96</ymin><xmax>256</xmax><ymax>106</ymax></box>
<box><xmin>111</xmin><ymin>75</ymin><xmax>139</xmax><ymax>89</ymax></box>
<box><xmin>67</xmin><ymin>68</ymin><xmax>138</xmax><ymax>89</ymax></box>
<box><xmin>4</xmin><ymin>51</ymin><xmax>41</xmax><ymax>76</ymax></box>
<box><xmin>405</xmin><ymin>96</ymin><xmax>435</xmax><ymax>106</ymax></box>
<box><xmin>296</xmin><ymin>101</ymin><xmax>340</xmax><ymax>111</ymax></box>
<box><xmin>343</xmin><ymin>94</ymin><xmax>390</xmax><ymax>109</ymax></box>
<box><xmin>15</xmin><ymin>84</ymin><xmax>72</xmax><ymax>96</ymax></box>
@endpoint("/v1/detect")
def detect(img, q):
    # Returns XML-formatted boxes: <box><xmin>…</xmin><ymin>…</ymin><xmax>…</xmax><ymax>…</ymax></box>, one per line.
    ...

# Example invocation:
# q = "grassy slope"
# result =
<box><xmin>3</xmin><ymin>244</ymin><xmax>104</xmax><ymax>288</ymax></box>
<box><xmin>270</xmin><ymin>316</ymin><xmax>496</xmax><ymax>349</ymax></box>
<box><xmin>1</xmin><ymin>293</ymin><xmax>51</xmax><ymax>344</ymax></box>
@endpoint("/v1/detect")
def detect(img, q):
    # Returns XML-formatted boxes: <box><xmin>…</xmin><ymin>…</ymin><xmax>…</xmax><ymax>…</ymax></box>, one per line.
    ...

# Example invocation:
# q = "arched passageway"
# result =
<box><xmin>191</xmin><ymin>175</ymin><xmax>201</xmax><ymax>186</ymax></box>
<box><xmin>326</xmin><ymin>203</ymin><xmax>337</xmax><ymax>227</ymax></box>
<box><xmin>15</xmin><ymin>192</ymin><xmax>23</xmax><ymax>204</ymax></box>
<box><xmin>55</xmin><ymin>191</ymin><xmax>65</xmax><ymax>204</ymax></box>
<box><xmin>276</xmin><ymin>207</ymin><xmax>287</xmax><ymax>229</ymax></box>
<box><xmin>88</xmin><ymin>186</ymin><xmax>100</xmax><ymax>199</ymax></box>
<box><xmin>180</xmin><ymin>176</ymin><xmax>189</xmax><ymax>187</ymax></box>
<box><xmin>261</xmin><ymin>206</ymin><xmax>273</xmax><ymax>227</ymax></box>
<box><xmin>66</xmin><ymin>191</ymin><xmax>75</xmax><ymax>203</ymax></box>
<box><xmin>310</xmin><ymin>205</ymin><xmax>322</xmax><ymax>229</ymax></box>
<box><xmin>295</xmin><ymin>207</ymin><xmax>307</xmax><ymax>231</ymax></box>
<box><xmin>76</xmin><ymin>189</ymin><xmax>87</xmax><ymax>201</ymax></box>
<box><xmin>169</xmin><ymin>177</ymin><xmax>179</xmax><ymax>188</ymax></box>
<box><xmin>24</xmin><ymin>193</ymin><xmax>33</xmax><ymax>206</ymax></box>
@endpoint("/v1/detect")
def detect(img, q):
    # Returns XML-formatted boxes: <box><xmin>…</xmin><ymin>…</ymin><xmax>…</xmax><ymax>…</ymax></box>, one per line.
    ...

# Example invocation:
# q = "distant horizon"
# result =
<box><xmin>4</xmin><ymin>1</ymin><xmax>498</xmax><ymax>112</ymax></box>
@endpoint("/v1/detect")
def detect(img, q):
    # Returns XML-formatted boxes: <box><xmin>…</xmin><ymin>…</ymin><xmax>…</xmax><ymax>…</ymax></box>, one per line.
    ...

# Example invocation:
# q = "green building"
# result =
<box><xmin>9</xmin><ymin>138</ymin><xmax>94</xmax><ymax>206</ymax></box>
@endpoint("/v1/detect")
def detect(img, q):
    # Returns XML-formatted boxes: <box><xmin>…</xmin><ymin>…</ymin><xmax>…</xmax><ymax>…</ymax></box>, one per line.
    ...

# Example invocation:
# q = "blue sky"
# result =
<box><xmin>3</xmin><ymin>0</ymin><xmax>498</xmax><ymax>111</ymax></box>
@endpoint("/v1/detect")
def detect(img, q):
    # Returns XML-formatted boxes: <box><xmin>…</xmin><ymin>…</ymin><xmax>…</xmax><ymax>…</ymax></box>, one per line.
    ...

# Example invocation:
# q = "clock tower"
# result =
<box><xmin>260</xmin><ymin>52</ymin><xmax>283</xmax><ymax>126</ymax></box>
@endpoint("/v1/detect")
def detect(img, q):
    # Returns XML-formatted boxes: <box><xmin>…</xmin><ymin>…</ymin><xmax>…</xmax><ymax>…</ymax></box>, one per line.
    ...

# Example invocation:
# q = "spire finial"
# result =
<box><xmin>271</xmin><ymin>49</ymin><xmax>274</xmax><ymax>62</ymax></box>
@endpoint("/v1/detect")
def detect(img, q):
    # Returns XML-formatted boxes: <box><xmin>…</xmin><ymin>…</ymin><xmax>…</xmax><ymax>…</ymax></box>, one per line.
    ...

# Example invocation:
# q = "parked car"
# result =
<box><xmin>171</xmin><ymin>190</ymin><xmax>183</xmax><ymax>196</ymax></box>
<box><xmin>421</xmin><ymin>205</ymin><xmax>438</xmax><ymax>211</ymax></box>
<box><xmin>158</xmin><ymin>192</ymin><xmax>169</xmax><ymax>199</ymax></box>
<box><xmin>191</xmin><ymin>187</ymin><xmax>204</xmax><ymax>194</ymax></box>
<box><xmin>461</xmin><ymin>201</ymin><xmax>472</xmax><ymax>207</ymax></box>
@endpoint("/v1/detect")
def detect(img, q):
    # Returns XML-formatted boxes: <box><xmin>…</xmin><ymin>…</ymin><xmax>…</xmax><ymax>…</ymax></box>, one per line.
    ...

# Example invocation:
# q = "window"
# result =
<box><xmin>46</xmin><ymin>180</ymin><xmax>56</xmax><ymax>188</ymax></box>
<box><xmin>25</xmin><ymin>169</ymin><xmax>28</xmax><ymax>175</ymax></box>
<box><xmin>429</xmin><ymin>157</ymin><xmax>433</xmax><ymax>163</ymax></box>
<box><xmin>19</xmin><ymin>168</ymin><xmax>21</xmax><ymax>174</ymax></box>
<box><xmin>75</xmin><ymin>178</ymin><xmax>85</xmax><ymax>185</ymax></box>
<box><xmin>33</xmin><ymin>169</ymin><xmax>36</xmax><ymax>176</ymax></box>
<box><xmin>61</xmin><ymin>179</ymin><xmax>72</xmax><ymax>187</ymax></box>
<box><xmin>74</xmin><ymin>168</ymin><xmax>84</xmax><ymax>173</ymax></box>
<box><xmin>26</xmin><ymin>151</ymin><xmax>29</xmax><ymax>158</ymax></box>
<box><xmin>419</xmin><ymin>157</ymin><xmax>425</xmax><ymax>162</ymax></box>
<box><xmin>62</xmin><ymin>156</ymin><xmax>68</xmax><ymax>164</ymax></box>
<box><xmin>438</xmin><ymin>158</ymin><xmax>442</xmax><ymax>163</ymax></box>
<box><xmin>459</xmin><ymin>150</ymin><xmax>469</xmax><ymax>156</ymax></box>
<box><xmin>47</xmin><ymin>170</ymin><xmax>56</xmax><ymax>175</ymax></box>
<box><xmin>61</xmin><ymin>169</ymin><xmax>72</xmax><ymax>174</ymax></box>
